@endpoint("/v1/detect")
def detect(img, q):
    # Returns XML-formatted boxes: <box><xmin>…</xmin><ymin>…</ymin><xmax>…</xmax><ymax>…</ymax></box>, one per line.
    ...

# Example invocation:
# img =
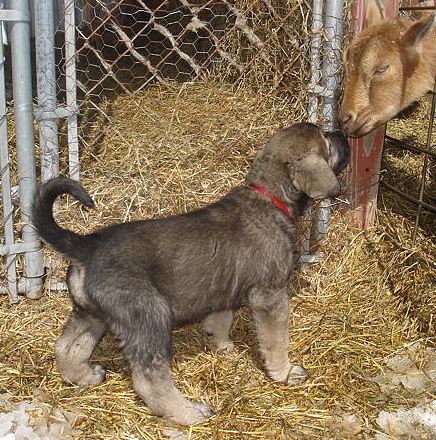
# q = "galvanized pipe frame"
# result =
<box><xmin>35</xmin><ymin>0</ymin><xmax>80</xmax><ymax>181</ymax></box>
<box><xmin>35</xmin><ymin>0</ymin><xmax>60</xmax><ymax>183</ymax></box>
<box><xmin>315</xmin><ymin>0</ymin><xmax>345</xmax><ymax>244</ymax></box>
<box><xmin>0</xmin><ymin>0</ymin><xmax>80</xmax><ymax>302</ymax></box>
<box><xmin>64</xmin><ymin>0</ymin><xmax>80</xmax><ymax>180</ymax></box>
<box><xmin>0</xmin><ymin>0</ymin><xmax>44</xmax><ymax>302</ymax></box>
<box><xmin>302</xmin><ymin>0</ymin><xmax>345</xmax><ymax>263</ymax></box>
<box><xmin>0</xmin><ymin>1</ymin><xmax>18</xmax><ymax>301</ymax></box>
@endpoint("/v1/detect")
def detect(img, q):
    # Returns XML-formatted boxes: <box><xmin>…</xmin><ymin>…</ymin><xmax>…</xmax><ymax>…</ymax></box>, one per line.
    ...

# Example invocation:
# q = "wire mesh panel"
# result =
<box><xmin>49</xmin><ymin>0</ymin><xmax>317</xmax><ymax>184</ymax></box>
<box><xmin>1</xmin><ymin>0</ymin><xmax>348</xmax><ymax>297</ymax></box>
<box><xmin>71</xmin><ymin>1</ymin><xmax>311</xmax><ymax>94</ymax></box>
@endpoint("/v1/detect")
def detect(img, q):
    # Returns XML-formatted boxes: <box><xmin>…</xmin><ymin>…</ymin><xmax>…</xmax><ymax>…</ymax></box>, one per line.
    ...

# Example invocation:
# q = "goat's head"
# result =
<box><xmin>339</xmin><ymin>0</ymin><xmax>435</xmax><ymax>137</ymax></box>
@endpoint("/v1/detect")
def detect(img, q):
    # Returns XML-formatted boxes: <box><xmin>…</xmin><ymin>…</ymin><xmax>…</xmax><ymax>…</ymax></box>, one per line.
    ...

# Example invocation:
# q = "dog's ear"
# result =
<box><xmin>291</xmin><ymin>156</ymin><xmax>340</xmax><ymax>199</ymax></box>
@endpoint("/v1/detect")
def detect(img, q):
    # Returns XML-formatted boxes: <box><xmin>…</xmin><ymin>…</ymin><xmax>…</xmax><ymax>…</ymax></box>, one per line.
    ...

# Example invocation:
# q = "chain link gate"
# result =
<box><xmin>1</xmin><ymin>0</ymin><xmax>346</xmax><ymax>301</ymax></box>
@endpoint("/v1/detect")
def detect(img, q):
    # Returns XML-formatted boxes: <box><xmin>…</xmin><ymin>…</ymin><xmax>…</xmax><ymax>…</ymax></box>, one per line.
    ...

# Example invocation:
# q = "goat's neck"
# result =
<box><xmin>403</xmin><ymin>27</ymin><xmax>436</xmax><ymax>103</ymax></box>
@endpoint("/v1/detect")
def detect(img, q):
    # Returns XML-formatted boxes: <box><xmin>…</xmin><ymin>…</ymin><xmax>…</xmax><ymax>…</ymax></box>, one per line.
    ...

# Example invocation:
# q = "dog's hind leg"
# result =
<box><xmin>249</xmin><ymin>288</ymin><xmax>307</xmax><ymax>385</ymax></box>
<box><xmin>56</xmin><ymin>264</ymin><xmax>106</xmax><ymax>386</ymax></box>
<box><xmin>104</xmin><ymin>286</ymin><xmax>214</xmax><ymax>425</ymax></box>
<box><xmin>202</xmin><ymin>310</ymin><xmax>234</xmax><ymax>353</ymax></box>
<box><xmin>56</xmin><ymin>306</ymin><xmax>106</xmax><ymax>386</ymax></box>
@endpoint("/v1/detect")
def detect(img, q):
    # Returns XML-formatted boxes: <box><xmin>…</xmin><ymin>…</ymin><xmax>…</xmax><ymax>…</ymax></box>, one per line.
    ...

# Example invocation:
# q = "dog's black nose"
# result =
<box><xmin>327</xmin><ymin>129</ymin><xmax>348</xmax><ymax>144</ymax></box>
<box><xmin>326</xmin><ymin>130</ymin><xmax>350</xmax><ymax>173</ymax></box>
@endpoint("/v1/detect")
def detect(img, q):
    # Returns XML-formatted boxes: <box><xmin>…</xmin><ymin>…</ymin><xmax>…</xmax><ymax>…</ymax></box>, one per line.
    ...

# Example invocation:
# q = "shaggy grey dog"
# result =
<box><xmin>32</xmin><ymin>123</ymin><xmax>350</xmax><ymax>425</ymax></box>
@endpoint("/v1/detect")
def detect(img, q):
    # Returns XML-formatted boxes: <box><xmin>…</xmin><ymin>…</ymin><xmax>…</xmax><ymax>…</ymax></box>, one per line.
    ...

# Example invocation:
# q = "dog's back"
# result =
<box><xmin>33</xmin><ymin>178</ymin><xmax>296</xmax><ymax>326</ymax></box>
<box><xmin>80</xmin><ymin>186</ymin><xmax>296</xmax><ymax>326</ymax></box>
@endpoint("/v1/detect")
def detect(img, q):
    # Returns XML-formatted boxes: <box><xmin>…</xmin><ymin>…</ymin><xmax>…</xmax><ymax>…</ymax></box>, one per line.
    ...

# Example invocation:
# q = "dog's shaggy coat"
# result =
<box><xmin>33</xmin><ymin>123</ymin><xmax>350</xmax><ymax>425</ymax></box>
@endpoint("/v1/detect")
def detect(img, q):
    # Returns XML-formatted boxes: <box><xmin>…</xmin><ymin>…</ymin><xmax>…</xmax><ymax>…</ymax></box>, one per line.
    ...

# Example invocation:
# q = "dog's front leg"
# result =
<box><xmin>131</xmin><ymin>360</ymin><xmax>213</xmax><ymax>425</ymax></box>
<box><xmin>249</xmin><ymin>288</ymin><xmax>307</xmax><ymax>385</ymax></box>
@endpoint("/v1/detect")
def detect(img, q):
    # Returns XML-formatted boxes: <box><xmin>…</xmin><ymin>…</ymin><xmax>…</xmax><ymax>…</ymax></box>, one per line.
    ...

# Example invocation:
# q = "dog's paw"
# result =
<box><xmin>172</xmin><ymin>401</ymin><xmax>214</xmax><ymax>425</ymax></box>
<box><xmin>206</xmin><ymin>338</ymin><xmax>235</xmax><ymax>354</ymax></box>
<box><xmin>217</xmin><ymin>340</ymin><xmax>235</xmax><ymax>353</ymax></box>
<box><xmin>286</xmin><ymin>365</ymin><xmax>308</xmax><ymax>386</ymax></box>
<box><xmin>76</xmin><ymin>363</ymin><xmax>107</xmax><ymax>386</ymax></box>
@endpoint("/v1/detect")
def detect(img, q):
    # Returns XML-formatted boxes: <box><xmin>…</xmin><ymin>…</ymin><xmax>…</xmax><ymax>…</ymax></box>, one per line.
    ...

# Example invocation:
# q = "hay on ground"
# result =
<box><xmin>0</xmin><ymin>82</ymin><xmax>434</xmax><ymax>439</ymax></box>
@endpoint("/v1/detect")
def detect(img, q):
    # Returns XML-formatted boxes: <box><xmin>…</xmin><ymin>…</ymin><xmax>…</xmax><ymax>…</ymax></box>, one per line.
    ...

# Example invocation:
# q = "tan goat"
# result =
<box><xmin>339</xmin><ymin>0</ymin><xmax>436</xmax><ymax>136</ymax></box>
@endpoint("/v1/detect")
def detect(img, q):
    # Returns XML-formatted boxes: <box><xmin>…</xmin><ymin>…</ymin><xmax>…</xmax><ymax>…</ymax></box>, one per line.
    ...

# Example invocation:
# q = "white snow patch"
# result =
<box><xmin>372</xmin><ymin>343</ymin><xmax>436</xmax><ymax>396</ymax></box>
<box><xmin>376</xmin><ymin>400</ymin><xmax>436</xmax><ymax>440</ymax></box>
<box><xmin>372</xmin><ymin>343</ymin><xmax>436</xmax><ymax>439</ymax></box>
<box><xmin>0</xmin><ymin>394</ymin><xmax>81</xmax><ymax>440</ymax></box>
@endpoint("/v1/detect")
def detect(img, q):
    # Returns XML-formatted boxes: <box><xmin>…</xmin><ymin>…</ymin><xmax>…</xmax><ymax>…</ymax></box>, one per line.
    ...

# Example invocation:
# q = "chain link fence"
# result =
<box><xmin>56</xmin><ymin>0</ymin><xmax>317</xmax><ymax>175</ymax></box>
<box><xmin>71</xmin><ymin>1</ymin><xmax>311</xmax><ymax>96</ymax></box>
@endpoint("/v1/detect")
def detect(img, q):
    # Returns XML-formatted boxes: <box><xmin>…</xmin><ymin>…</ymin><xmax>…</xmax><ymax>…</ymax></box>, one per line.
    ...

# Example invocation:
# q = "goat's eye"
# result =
<box><xmin>374</xmin><ymin>65</ymin><xmax>388</xmax><ymax>75</ymax></box>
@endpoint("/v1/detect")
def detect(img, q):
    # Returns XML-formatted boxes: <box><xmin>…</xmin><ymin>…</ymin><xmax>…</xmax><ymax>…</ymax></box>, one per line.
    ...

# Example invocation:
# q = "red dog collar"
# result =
<box><xmin>249</xmin><ymin>184</ymin><xmax>292</xmax><ymax>220</ymax></box>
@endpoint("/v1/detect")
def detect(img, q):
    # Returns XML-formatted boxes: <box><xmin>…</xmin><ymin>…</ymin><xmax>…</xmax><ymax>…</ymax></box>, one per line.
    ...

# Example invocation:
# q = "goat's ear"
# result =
<box><xmin>402</xmin><ymin>12</ymin><xmax>435</xmax><ymax>49</ymax></box>
<box><xmin>291</xmin><ymin>156</ymin><xmax>340</xmax><ymax>200</ymax></box>
<box><xmin>365</xmin><ymin>0</ymin><xmax>387</xmax><ymax>27</ymax></box>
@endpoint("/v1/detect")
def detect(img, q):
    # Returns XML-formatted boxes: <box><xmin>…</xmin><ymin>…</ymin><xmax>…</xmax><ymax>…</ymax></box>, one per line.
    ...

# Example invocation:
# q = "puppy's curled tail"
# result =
<box><xmin>33</xmin><ymin>176</ymin><xmax>99</xmax><ymax>264</ymax></box>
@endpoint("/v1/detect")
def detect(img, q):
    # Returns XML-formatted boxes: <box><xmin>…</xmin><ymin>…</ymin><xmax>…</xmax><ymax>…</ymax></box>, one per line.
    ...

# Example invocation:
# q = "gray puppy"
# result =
<box><xmin>33</xmin><ymin>123</ymin><xmax>350</xmax><ymax>425</ymax></box>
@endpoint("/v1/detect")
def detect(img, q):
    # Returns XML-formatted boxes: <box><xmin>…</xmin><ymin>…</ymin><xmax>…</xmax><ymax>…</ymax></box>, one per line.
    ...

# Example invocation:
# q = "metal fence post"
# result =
<box><xmin>315</xmin><ymin>0</ymin><xmax>345</xmax><ymax>243</ymax></box>
<box><xmin>64</xmin><ymin>0</ymin><xmax>79</xmax><ymax>180</ymax></box>
<box><xmin>303</xmin><ymin>0</ymin><xmax>345</xmax><ymax>262</ymax></box>
<box><xmin>0</xmin><ymin>7</ymin><xmax>19</xmax><ymax>302</ymax></box>
<box><xmin>7</xmin><ymin>0</ymin><xmax>43</xmax><ymax>299</ymax></box>
<box><xmin>322</xmin><ymin>0</ymin><xmax>345</xmax><ymax>130</ymax></box>
<box><xmin>299</xmin><ymin>0</ymin><xmax>324</xmax><ymax>265</ymax></box>
<box><xmin>35</xmin><ymin>0</ymin><xmax>59</xmax><ymax>182</ymax></box>
<box><xmin>308</xmin><ymin>0</ymin><xmax>323</xmax><ymax>124</ymax></box>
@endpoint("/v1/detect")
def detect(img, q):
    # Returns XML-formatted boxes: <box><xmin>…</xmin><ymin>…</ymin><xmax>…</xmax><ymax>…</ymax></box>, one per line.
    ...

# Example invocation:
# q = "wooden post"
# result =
<box><xmin>346</xmin><ymin>0</ymin><xmax>400</xmax><ymax>228</ymax></box>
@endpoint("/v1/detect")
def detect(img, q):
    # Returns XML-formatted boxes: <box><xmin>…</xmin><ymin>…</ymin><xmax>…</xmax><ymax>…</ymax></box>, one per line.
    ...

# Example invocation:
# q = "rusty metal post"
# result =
<box><xmin>346</xmin><ymin>0</ymin><xmax>400</xmax><ymax>229</ymax></box>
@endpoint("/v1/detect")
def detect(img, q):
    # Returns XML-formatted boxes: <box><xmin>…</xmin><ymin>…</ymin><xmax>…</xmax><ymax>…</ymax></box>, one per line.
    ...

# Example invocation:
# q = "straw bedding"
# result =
<box><xmin>380</xmin><ymin>96</ymin><xmax>436</xmax><ymax>335</ymax></box>
<box><xmin>0</xmin><ymin>82</ymin><xmax>434</xmax><ymax>439</ymax></box>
